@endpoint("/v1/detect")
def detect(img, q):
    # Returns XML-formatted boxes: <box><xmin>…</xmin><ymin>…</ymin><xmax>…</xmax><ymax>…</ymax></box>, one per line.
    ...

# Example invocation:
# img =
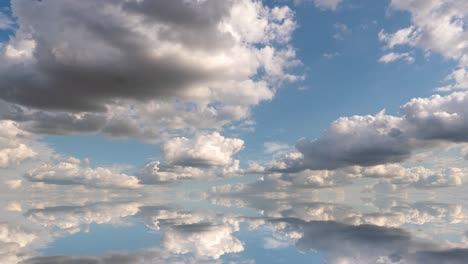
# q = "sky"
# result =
<box><xmin>1</xmin><ymin>0</ymin><xmax>468</xmax><ymax>263</ymax></box>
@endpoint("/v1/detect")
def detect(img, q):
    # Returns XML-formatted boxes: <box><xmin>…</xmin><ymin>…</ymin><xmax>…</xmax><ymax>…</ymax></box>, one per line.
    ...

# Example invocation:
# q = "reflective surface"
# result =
<box><xmin>2</xmin><ymin>182</ymin><xmax>468</xmax><ymax>264</ymax></box>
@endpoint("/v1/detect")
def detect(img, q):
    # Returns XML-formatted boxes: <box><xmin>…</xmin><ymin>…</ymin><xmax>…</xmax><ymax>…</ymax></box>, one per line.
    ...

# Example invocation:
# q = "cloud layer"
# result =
<box><xmin>0</xmin><ymin>0</ymin><xmax>299</xmax><ymax>141</ymax></box>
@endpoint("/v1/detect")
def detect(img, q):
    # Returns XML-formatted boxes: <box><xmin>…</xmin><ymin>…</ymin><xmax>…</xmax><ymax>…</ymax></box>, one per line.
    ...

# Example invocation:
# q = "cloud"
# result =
<box><xmin>161</xmin><ymin>223</ymin><xmax>244</xmax><ymax>259</ymax></box>
<box><xmin>0</xmin><ymin>120</ymin><xmax>37</xmax><ymax>168</ymax></box>
<box><xmin>400</xmin><ymin>92</ymin><xmax>468</xmax><ymax>141</ymax></box>
<box><xmin>333</xmin><ymin>23</ymin><xmax>351</xmax><ymax>40</ymax></box>
<box><xmin>292</xmin><ymin>111</ymin><xmax>411</xmax><ymax>170</ymax></box>
<box><xmin>263</xmin><ymin>142</ymin><xmax>290</xmax><ymax>155</ymax></box>
<box><xmin>258</xmin><ymin>91</ymin><xmax>468</xmax><ymax>174</ymax></box>
<box><xmin>323</xmin><ymin>52</ymin><xmax>341</xmax><ymax>59</ymax></box>
<box><xmin>20</xmin><ymin>248</ymin><xmax>220</xmax><ymax>264</ymax></box>
<box><xmin>271</xmin><ymin>218</ymin><xmax>468</xmax><ymax>264</ymax></box>
<box><xmin>0</xmin><ymin>11</ymin><xmax>13</xmax><ymax>30</ymax></box>
<box><xmin>294</xmin><ymin>0</ymin><xmax>343</xmax><ymax>11</ymax></box>
<box><xmin>139</xmin><ymin>132</ymin><xmax>244</xmax><ymax>183</ymax></box>
<box><xmin>4</xmin><ymin>179</ymin><xmax>21</xmax><ymax>190</ymax></box>
<box><xmin>25</xmin><ymin>157</ymin><xmax>141</xmax><ymax>189</ymax></box>
<box><xmin>0</xmin><ymin>0</ymin><xmax>299</xmax><ymax>140</ymax></box>
<box><xmin>380</xmin><ymin>0</ymin><xmax>468</xmax><ymax>91</ymax></box>
<box><xmin>8</xmin><ymin>187</ymin><xmax>468</xmax><ymax>264</ymax></box>
<box><xmin>379</xmin><ymin>52</ymin><xmax>415</xmax><ymax>64</ymax></box>
<box><xmin>0</xmin><ymin>223</ymin><xmax>39</xmax><ymax>264</ymax></box>
<box><xmin>163</xmin><ymin>132</ymin><xmax>243</xmax><ymax>168</ymax></box>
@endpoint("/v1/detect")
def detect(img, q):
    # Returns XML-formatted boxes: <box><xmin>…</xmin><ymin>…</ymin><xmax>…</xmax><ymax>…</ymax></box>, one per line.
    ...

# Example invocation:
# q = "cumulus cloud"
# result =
<box><xmin>0</xmin><ymin>0</ymin><xmax>300</xmax><ymax>140</ymax></box>
<box><xmin>0</xmin><ymin>120</ymin><xmax>37</xmax><ymax>168</ymax></box>
<box><xmin>25</xmin><ymin>157</ymin><xmax>140</xmax><ymax>189</ymax></box>
<box><xmin>163</xmin><ymin>132</ymin><xmax>243</xmax><ymax>168</ymax></box>
<box><xmin>0</xmin><ymin>223</ymin><xmax>38</xmax><ymax>264</ymax></box>
<box><xmin>291</xmin><ymin>111</ymin><xmax>411</xmax><ymax>170</ymax></box>
<box><xmin>380</xmin><ymin>0</ymin><xmax>468</xmax><ymax>91</ymax></box>
<box><xmin>257</xmin><ymin>91</ymin><xmax>468</xmax><ymax>176</ymax></box>
<box><xmin>139</xmin><ymin>132</ymin><xmax>244</xmax><ymax>183</ymax></box>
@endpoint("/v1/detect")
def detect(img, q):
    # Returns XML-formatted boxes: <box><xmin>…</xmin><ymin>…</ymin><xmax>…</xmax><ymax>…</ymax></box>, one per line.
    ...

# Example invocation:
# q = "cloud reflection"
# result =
<box><xmin>0</xmin><ymin>184</ymin><xmax>465</xmax><ymax>264</ymax></box>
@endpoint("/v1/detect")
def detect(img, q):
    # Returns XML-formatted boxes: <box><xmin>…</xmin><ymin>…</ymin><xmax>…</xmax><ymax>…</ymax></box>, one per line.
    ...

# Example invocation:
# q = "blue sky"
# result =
<box><xmin>1</xmin><ymin>0</ymin><xmax>468</xmax><ymax>263</ymax></box>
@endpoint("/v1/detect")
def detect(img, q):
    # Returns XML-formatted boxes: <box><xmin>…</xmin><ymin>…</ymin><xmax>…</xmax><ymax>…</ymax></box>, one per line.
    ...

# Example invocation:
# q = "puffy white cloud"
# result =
<box><xmin>0</xmin><ymin>223</ymin><xmax>38</xmax><ymax>264</ymax></box>
<box><xmin>163</xmin><ymin>132</ymin><xmax>243</xmax><ymax>168</ymax></box>
<box><xmin>26</xmin><ymin>157</ymin><xmax>140</xmax><ymax>189</ymax></box>
<box><xmin>0</xmin><ymin>0</ymin><xmax>299</xmax><ymax>140</ymax></box>
<box><xmin>139</xmin><ymin>132</ymin><xmax>244</xmax><ymax>183</ymax></box>
<box><xmin>380</xmin><ymin>0</ymin><xmax>468</xmax><ymax>91</ymax></box>
<box><xmin>0</xmin><ymin>120</ymin><xmax>37</xmax><ymax>168</ymax></box>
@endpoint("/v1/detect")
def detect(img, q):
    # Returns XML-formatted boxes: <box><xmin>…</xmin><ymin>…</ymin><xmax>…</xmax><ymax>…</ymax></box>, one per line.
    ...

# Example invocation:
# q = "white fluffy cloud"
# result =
<box><xmin>380</xmin><ymin>0</ymin><xmax>468</xmax><ymax>91</ymax></box>
<box><xmin>0</xmin><ymin>223</ymin><xmax>38</xmax><ymax>264</ymax></box>
<box><xmin>163</xmin><ymin>132</ymin><xmax>243</xmax><ymax>168</ymax></box>
<box><xmin>0</xmin><ymin>120</ymin><xmax>37</xmax><ymax>168</ymax></box>
<box><xmin>0</xmin><ymin>0</ymin><xmax>300</xmax><ymax>141</ymax></box>
<box><xmin>139</xmin><ymin>132</ymin><xmax>244</xmax><ymax>183</ymax></box>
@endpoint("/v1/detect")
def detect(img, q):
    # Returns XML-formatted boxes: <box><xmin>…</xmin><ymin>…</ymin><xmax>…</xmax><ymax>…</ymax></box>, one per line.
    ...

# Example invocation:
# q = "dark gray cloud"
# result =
<box><xmin>2</xmin><ymin>0</ymin><xmax>229</xmax><ymax>112</ymax></box>
<box><xmin>0</xmin><ymin>0</ymin><xmax>298</xmax><ymax>139</ymax></box>
<box><xmin>19</xmin><ymin>250</ymin><xmax>191</xmax><ymax>264</ymax></box>
<box><xmin>274</xmin><ymin>218</ymin><xmax>468</xmax><ymax>264</ymax></box>
<box><xmin>266</xmin><ymin>92</ymin><xmax>468</xmax><ymax>172</ymax></box>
